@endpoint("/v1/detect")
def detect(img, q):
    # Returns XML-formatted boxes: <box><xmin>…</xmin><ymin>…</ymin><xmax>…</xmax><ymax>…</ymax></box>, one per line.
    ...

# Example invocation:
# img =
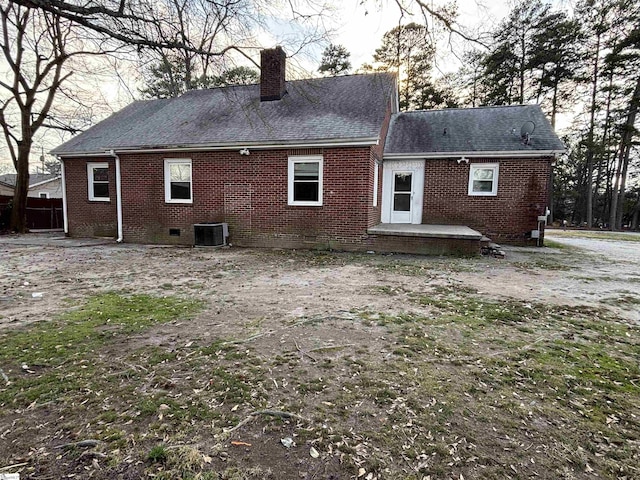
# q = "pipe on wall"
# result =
<box><xmin>108</xmin><ymin>150</ymin><xmax>124</xmax><ymax>243</ymax></box>
<box><xmin>57</xmin><ymin>156</ymin><xmax>68</xmax><ymax>235</ymax></box>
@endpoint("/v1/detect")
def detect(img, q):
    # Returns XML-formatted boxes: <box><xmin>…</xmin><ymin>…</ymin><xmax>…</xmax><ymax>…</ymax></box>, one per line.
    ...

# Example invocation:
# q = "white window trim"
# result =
<box><xmin>87</xmin><ymin>162</ymin><xmax>110</xmax><ymax>201</ymax></box>
<box><xmin>38</xmin><ymin>192</ymin><xmax>49</xmax><ymax>199</ymax></box>
<box><xmin>288</xmin><ymin>155</ymin><xmax>323</xmax><ymax>206</ymax></box>
<box><xmin>164</xmin><ymin>158</ymin><xmax>193</xmax><ymax>204</ymax></box>
<box><xmin>373</xmin><ymin>161</ymin><xmax>379</xmax><ymax>207</ymax></box>
<box><xmin>468</xmin><ymin>163</ymin><xmax>499</xmax><ymax>196</ymax></box>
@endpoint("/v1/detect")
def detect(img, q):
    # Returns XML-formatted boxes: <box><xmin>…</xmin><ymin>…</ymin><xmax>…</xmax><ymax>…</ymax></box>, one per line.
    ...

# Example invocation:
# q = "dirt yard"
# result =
<box><xmin>0</xmin><ymin>231</ymin><xmax>638</xmax><ymax>479</ymax></box>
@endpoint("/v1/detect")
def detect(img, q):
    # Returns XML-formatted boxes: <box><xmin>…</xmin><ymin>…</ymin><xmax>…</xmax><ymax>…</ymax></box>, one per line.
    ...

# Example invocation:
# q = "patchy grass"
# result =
<box><xmin>548</xmin><ymin>229</ymin><xmax>640</xmax><ymax>242</ymax></box>
<box><xmin>543</xmin><ymin>239</ymin><xmax>579</xmax><ymax>250</ymax></box>
<box><xmin>0</xmin><ymin>292</ymin><xmax>202</xmax><ymax>367</ymax></box>
<box><xmin>511</xmin><ymin>257</ymin><xmax>575</xmax><ymax>271</ymax></box>
<box><xmin>0</xmin><ymin>247</ymin><xmax>638</xmax><ymax>480</ymax></box>
<box><xmin>601</xmin><ymin>293</ymin><xmax>640</xmax><ymax>306</ymax></box>
<box><xmin>0</xmin><ymin>293</ymin><xmax>202</xmax><ymax>407</ymax></box>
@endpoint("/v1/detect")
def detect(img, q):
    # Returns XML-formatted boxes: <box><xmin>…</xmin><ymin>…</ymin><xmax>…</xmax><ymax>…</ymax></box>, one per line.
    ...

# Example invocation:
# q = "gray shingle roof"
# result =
<box><xmin>52</xmin><ymin>73</ymin><xmax>397</xmax><ymax>155</ymax></box>
<box><xmin>384</xmin><ymin>105</ymin><xmax>565</xmax><ymax>156</ymax></box>
<box><xmin>0</xmin><ymin>173</ymin><xmax>59</xmax><ymax>187</ymax></box>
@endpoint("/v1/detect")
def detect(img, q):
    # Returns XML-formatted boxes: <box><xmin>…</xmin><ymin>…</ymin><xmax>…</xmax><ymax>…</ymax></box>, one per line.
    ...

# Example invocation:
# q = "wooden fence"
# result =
<box><xmin>0</xmin><ymin>195</ymin><xmax>63</xmax><ymax>230</ymax></box>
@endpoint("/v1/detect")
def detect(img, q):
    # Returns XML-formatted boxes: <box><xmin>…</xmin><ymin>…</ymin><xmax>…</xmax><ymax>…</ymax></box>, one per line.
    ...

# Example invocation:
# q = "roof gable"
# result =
<box><xmin>0</xmin><ymin>173</ymin><xmax>60</xmax><ymax>187</ymax></box>
<box><xmin>53</xmin><ymin>73</ymin><xmax>397</xmax><ymax>155</ymax></box>
<box><xmin>384</xmin><ymin>105</ymin><xmax>565</xmax><ymax>156</ymax></box>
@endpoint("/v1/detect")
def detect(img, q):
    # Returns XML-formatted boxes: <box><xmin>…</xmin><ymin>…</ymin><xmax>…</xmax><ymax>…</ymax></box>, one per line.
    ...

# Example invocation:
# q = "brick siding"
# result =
<box><xmin>260</xmin><ymin>47</ymin><xmax>286</xmax><ymax>101</ymax></box>
<box><xmin>64</xmin><ymin>147</ymin><xmax>377</xmax><ymax>248</ymax></box>
<box><xmin>63</xmin><ymin>152</ymin><xmax>552</xmax><ymax>249</ymax></box>
<box><xmin>421</xmin><ymin>157</ymin><xmax>552</xmax><ymax>245</ymax></box>
<box><xmin>63</xmin><ymin>156</ymin><xmax>117</xmax><ymax>238</ymax></box>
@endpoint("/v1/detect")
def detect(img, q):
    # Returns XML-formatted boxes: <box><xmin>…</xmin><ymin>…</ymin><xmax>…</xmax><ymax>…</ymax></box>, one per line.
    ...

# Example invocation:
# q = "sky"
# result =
<box><xmin>332</xmin><ymin>0</ymin><xmax>509</xmax><ymax>72</ymax></box>
<box><xmin>0</xmin><ymin>0</ymin><xmax>572</xmax><ymax>172</ymax></box>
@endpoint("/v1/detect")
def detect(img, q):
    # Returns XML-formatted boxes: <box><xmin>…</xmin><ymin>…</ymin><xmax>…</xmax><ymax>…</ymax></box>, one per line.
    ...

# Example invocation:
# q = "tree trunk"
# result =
<box><xmin>601</xmin><ymin>71</ymin><xmax>615</xmax><ymax>223</ymax></box>
<box><xmin>632</xmin><ymin>195</ymin><xmax>639</xmax><ymax>230</ymax></box>
<box><xmin>609</xmin><ymin>76</ymin><xmax>640</xmax><ymax>230</ymax></box>
<box><xmin>585</xmin><ymin>33</ymin><xmax>601</xmax><ymax>228</ymax></box>
<box><xmin>519</xmin><ymin>35</ymin><xmax>526</xmax><ymax>103</ymax></box>
<box><xmin>550</xmin><ymin>80</ymin><xmax>559</xmax><ymax>129</ymax></box>
<box><xmin>10</xmin><ymin>145</ymin><xmax>31</xmax><ymax>232</ymax></box>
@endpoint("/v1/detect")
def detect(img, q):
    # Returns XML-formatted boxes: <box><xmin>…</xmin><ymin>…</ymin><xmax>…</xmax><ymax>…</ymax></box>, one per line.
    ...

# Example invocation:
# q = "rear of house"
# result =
<box><xmin>54</xmin><ymin>48</ymin><xmax>397</xmax><ymax>249</ymax></box>
<box><xmin>380</xmin><ymin>106</ymin><xmax>563</xmax><ymax>246</ymax></box>
<box><xmin>53</xmin><ymin>47</ymin><xmax>563</xmax><ymax>254</ymax></box>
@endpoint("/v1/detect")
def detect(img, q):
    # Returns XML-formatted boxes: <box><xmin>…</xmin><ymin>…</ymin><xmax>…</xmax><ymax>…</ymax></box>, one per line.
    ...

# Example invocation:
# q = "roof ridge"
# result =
<box><xmin>181</xmin><ymin>71</ymin><xmax>396</xmax><ymax>95</ymax></box>
<box><xmin>398</xmin><ymin>104</ymin><xmax>540</xmax><ymax>114</ymax></box>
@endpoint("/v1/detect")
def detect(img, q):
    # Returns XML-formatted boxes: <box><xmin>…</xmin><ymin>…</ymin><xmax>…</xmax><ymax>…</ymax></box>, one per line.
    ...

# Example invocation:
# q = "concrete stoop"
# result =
<box><xmin>366</xmin><ymin>224</ymin><xmax>483</xmax><ymax>256</ymax></box>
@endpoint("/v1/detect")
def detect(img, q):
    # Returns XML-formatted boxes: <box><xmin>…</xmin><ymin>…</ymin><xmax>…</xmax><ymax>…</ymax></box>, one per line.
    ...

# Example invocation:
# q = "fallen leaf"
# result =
<box><xmin>231</xmin><ymin>441</ymin><xmax>252</xmax><ymax>447</ymax></box>
<box><xmin>281</xmin><ymin>437</ymin><xmax>294</xmax><ymax>448</ymax></box>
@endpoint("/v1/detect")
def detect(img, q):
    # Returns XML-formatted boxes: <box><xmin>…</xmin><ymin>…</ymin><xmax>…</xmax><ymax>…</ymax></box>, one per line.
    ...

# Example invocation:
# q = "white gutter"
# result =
<box><xmin>53</xmin><ymin>138</ymin><xmax>380</xmax><ymax>157</ymax></box>
<box><xmin>384</xmin><ymin>150</ymin><xmax>564</xmax><ymax>160</ymax></box>
<box><xmin>54</xmin><ymin>152</ymin><xmax>114</xmax><ymax>158</ymax></box>
<box><xmin>57</xmin><ymin>156</ymin><xmax>68</xmax><ymax>235</ymax></box>
<box><xmin>108</xmin><ymin>150</ymin><xmax>124</xmax><ymax>243</ymax></box>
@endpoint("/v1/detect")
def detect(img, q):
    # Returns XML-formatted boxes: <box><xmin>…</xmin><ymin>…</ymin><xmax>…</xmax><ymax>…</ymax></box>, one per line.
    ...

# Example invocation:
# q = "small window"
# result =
<box><xmin>87</xmin><ymin>162</ymin><xmax>110</xmax><ymax>201</ymax></box>
<box><xmin>288</xmin><ymin>156</ymin><xmax>323</xmax><ymax>206</ymax></box>
<box><xmin>39</xmin><ymin>192</ymin><xmax>49</xmax><ymax>199</ymax></box>
<box><xmin>468</xmin><ymin>163</ymin><xmax>499</xmax><ymax>196</ymax></box>
<box><xmin>164</xmin><ymin>159</ymin><xmax>192</xmax><ymax>203</ymax></box>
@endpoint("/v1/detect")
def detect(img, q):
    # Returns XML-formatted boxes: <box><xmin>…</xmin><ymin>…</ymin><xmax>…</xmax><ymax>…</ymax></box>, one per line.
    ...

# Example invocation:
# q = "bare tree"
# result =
<box><xmin>362</xmin><ymin>0</ymin><xmax>489</xmax><ymax>47</ymax></box>
<box><xmin>0</xmin><ymin>2</ymin><xmax>110</xmax><ymax>232</ymax></box>
<box><xmin>13</xmin><ymin>0</ymin><xmax>335</xmax><ymax>65</ymax></box>
<box><xmin>3</xmin><ymin>0</ymin><xmax>335</xmax><ymax>232</ymax></box>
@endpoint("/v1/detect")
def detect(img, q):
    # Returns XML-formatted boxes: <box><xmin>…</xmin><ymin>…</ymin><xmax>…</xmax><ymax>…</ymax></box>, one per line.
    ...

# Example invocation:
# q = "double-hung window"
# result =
<box><xmin>288</xmin><ymin>156</ymin><xmax>323</xmax><ymax>206</ymax></box>
<box><xmin>468</xmin><ymin>163</ymin><xmax>499</xmax><ymax>196</ymax></box>
<box><xmin>87</xmin><ymin>162</ymin><xmax>110</xmax><ymax>201</ymax></box>
<box><xmin>164</xmin><ymin>159</ymin><xmax>192</xmax><ymax>203</ymax></box>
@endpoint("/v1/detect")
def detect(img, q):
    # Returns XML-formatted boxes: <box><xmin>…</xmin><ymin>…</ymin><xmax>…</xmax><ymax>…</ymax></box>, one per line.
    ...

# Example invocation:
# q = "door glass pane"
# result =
<box><xmin>393</xmin><ymin>193</ymin><xmax>411</xmax><ymax>211</ymax></box>
<box><xmin>394</xmin><ymin>173</ymin><xmax>412</xmax><ymax>192</ymax></box>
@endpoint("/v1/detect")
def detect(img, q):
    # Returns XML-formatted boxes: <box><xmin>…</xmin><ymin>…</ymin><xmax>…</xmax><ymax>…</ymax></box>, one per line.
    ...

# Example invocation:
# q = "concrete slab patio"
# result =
<box><xmin>0</xmin><ymin>232</ymin><xmax>114</xmax><ymax>248</ymax></box>
<box><xmin>367</xmin><ymin>223</ymin><xmax>483</xmax><ymax>240</ymax></box>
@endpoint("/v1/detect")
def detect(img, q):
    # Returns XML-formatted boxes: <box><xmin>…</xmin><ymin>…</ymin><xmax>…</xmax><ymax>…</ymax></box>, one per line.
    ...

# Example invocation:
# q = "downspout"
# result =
<box><xmin>108</xmin><ymin>150</ymin><xmax>124</xmax><ymax>243</ymax></box>
<box><xmin>57</xmin><ymin>155</ymin><xmax>68</xmax><ymax>235</ymax></box>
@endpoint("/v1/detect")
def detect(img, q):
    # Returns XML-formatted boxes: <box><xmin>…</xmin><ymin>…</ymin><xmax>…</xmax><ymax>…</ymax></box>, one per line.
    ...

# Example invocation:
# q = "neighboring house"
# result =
<box><xmin>0</xmin><ymin>179</ymin><xmax>13</xmax><ymax>197</ymax></box>
<box><xmin>52</xmin><ymin>47</ymin><xmax>564</xmax><ymax>254</ymax></box>
<box><xmin>0</xmin><ymin>173</ymin><xmax>63</xmax><ymax>199</ymax></box>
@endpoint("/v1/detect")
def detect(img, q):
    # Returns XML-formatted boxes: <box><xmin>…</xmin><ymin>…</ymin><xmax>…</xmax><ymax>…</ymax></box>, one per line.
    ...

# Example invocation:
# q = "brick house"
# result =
<box><xmin>52</xmin><ymin>47</ymin><xmax>564</xmax><ymax>254</ymax></box>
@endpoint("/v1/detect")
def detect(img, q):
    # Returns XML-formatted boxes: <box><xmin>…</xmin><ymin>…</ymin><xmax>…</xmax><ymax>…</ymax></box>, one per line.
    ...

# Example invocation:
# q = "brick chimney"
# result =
<box><xmin>260</xmin><ymin>47</ymin><xmax>286</xmax><ymax>101</ymax></box>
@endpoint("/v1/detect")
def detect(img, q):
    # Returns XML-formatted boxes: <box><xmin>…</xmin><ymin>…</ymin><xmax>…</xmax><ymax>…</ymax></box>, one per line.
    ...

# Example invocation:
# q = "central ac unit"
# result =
<box><xmin>194</xmin><ymin>223</ymin><xmax>228</xmax><ymax>247</ymax></box>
